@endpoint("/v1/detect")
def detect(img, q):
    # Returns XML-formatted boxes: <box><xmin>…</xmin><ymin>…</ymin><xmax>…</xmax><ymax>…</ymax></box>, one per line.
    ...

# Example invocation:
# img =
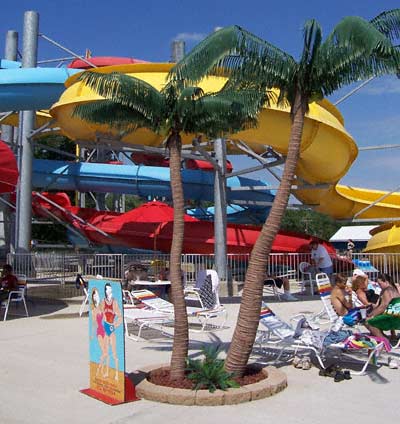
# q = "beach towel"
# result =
<box><xmin>368</xmin><ymin>298</ymin><xmax>400</xmax><ymax>331</ymax></box>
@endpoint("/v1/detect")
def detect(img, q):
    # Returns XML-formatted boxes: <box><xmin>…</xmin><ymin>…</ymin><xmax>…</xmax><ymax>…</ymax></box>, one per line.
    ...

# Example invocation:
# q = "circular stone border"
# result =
<box><xmin>136</xmin><ymin>364</ymin><xmax>287</xmax><ymax>406</ymax></box>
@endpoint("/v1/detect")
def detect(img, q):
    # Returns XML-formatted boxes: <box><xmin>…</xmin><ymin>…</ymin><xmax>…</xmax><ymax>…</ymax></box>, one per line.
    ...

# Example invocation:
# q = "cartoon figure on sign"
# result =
<box><xmin>90</xmin><ymin>288</ymin><xmax>108</xmax><ymax>377</ymax></box>
<box><xmin>101</xmin><ymin>283</ymin><xmax>122</xmax><ymax>381</ymax></box>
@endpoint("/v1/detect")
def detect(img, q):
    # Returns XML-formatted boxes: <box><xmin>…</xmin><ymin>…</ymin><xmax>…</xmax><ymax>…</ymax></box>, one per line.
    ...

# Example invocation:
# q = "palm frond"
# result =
<box><xmin>73</xmin><ymin>100</ymin><xmax>160</xmax><ymax>133</ymax></box>
<box><xmin>300</xmin><ymin>19</ymin><xmax>323</xmax><ymax>68</ymax></box>
<box><xmin>169</xmin><ymin>25</ymin><xmax>296</xmax><ymax>86</ymax></box>
<box><xmin>314</xmin><ymin>15</ymin><xmax>400</xmax><ymax>95</ymax></box>
<box><xmin>324</xmin><ymin>16</ymin><xmax>395</xmax><ymax>55</ymax></box>
<box><xmin>77</xmin><ymin>71</ymin><xmax>166</xmax><ymax>122</ymax></box>
<box><xmin>297</xmin><ymin>19</ymin><xmax>323</xmax><ymax>96</ymax></box>
<box><xmin>370</xmin><ymin>9</ymin><xmax>400</xmax><ymax>42</ymax></box>
<box><xmin>181</xmin><ymin>90</ymin><xmax>263</xmax><ymax>137</ymax></box>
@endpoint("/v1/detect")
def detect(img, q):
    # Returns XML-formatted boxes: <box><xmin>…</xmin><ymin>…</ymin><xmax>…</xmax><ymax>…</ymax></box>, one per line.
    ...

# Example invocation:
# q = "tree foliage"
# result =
<box><xmin>280</xmin><ymin>209</ymin><xmax>340</xmax><ymax>241</ymax></box>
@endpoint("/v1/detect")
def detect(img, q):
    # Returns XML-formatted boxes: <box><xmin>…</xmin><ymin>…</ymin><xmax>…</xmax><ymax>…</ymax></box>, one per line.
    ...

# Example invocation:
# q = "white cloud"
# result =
<box><xmin>172</xmin><ymin>32</ymin><xmax>206</xmax><ymax>42</ymax></box>
<box><xmin>361</xmin><ymin>76</ymin><xmax>400</xmax><ymax>95</ymax></box>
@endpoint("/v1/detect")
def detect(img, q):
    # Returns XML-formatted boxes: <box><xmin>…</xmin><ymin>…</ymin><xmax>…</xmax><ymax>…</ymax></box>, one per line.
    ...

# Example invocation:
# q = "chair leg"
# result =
<box><xmin>310</xmin><ymin>278</ymin><xmax>314</xmax><ymax>296</ymax></box>
<box><xmin>79</xmin><ymin>295</ymin><xmax>89</xmax><ymax>317</ymax></box>
<box><xmin>3</xmin><ymin>302</ymin><xmax>10</xmax><ymax>321</ymax></box>
<box><xmin>22</xmin><ymin>298</ymin><xmax>28</xmax><ymax>317</ymax></box>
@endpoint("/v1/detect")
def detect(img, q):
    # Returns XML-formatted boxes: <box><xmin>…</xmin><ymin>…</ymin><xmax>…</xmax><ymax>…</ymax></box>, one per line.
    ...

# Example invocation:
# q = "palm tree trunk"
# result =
<box><xmin>225</xmin><ymin>91</ymin><xmax>309</xmax><ymax>376</ymax></box>
<box><xmin>168</xmin><ymin>130</ymin><xmax>189</xmax><ymax>380</ymax></box>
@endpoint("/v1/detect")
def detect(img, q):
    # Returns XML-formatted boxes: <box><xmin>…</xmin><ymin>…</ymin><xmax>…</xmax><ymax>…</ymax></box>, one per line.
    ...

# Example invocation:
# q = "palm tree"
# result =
<box><xmin>73</xmin><ymin>71</ymin><xmax>267</xmax><ymax>379</ymax></box>
<box><xmin>171</xmin><ymin>10</ymin><xmax>400</xmax><ymax>376</ymax></box>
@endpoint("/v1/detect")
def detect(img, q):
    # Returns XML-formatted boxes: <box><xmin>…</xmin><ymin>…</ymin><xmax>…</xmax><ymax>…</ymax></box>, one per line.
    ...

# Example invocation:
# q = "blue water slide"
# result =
<box><xmin>186</xmin><ymin>205</ymin><xmax>269</xmax><ymax>224</ymax></box>
<box><xmin>0</xmin><ymin>66</ymin><xmax>80</xmax><ymax>111</ymax></box>
<box><xmin>32</xmin><ymin>159</ymin><xmax>274</xmax><ymax>205</ymax></box>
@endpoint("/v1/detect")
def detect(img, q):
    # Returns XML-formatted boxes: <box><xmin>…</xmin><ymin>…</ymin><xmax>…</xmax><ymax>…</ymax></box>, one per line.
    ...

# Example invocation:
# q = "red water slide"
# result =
<box><xmin>0</xmin><ymin>141</ymin><xmax>18</xmax><ymax>194</ymax></box>
<box><xmin>32</xmin><ymin>193</ymin><xmax>336</xmax><ymax>255</ymax></box>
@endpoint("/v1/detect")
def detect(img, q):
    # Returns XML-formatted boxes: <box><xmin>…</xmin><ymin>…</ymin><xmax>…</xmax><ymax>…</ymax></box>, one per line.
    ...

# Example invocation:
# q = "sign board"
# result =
<box><xmin>80</xmin><ymin>279</ymin><xmax>138</xmax><ymax>404</ymax></box>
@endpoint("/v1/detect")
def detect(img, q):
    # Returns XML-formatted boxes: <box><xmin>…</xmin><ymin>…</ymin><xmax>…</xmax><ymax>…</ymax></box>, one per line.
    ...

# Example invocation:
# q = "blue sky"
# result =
<box><xmin>2</xmin><ymin>0</ymin><xmax>400</xmax><ymax>191</ymax></box>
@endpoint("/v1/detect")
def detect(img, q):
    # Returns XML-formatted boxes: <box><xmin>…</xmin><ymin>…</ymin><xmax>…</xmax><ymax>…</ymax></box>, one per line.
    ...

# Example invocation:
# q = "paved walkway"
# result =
<box><xmin>1</xmin><ymin>292</ymin><xmax>400</xmax><ymax>424</ymax></box>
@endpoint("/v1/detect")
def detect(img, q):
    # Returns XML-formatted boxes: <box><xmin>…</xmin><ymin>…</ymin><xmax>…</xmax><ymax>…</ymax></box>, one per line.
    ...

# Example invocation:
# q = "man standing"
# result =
<box><xmin>310</xmin><ymin>239</ymin><xmax>333</xmax><ymax>280</ymax></box>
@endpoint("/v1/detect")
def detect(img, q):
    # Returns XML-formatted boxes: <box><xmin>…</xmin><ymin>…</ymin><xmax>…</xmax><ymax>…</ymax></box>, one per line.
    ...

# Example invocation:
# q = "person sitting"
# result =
<box><xmin>125</xmin><ymin>264</ymin><xmax>148</xmax><ymax>289</ymax></box>
<box><xmin>331</xmin><ymin>274</ymin><xmax>368</xmax><ymax>326</ymax></box>
<box><xmin>367</xmin><ymin>273</ymin><xmax>400</xmax><ymax>343</ymax></box>
<box><xmin>331</xmin><ymin>274</ymin><xmax>353</xmax><ymax>317</ymax></box>
<box><xmin>264</xmin><ymin>273</ymin><xmax>297</xmax><ymax>301</ymax></box>
<box><xmin>351</xmin><ymin>272</ymin><xmax>379</xmax><ymax>308</ymax></box>
<box><xmin>157</xmin><ymin>267</ymin><xmax>169</xmax><ymax>281</ymax></box>
<box><xmin>0</xmin><ymin>264</ymin><xmax>19</xmax><ymax>303</ymax></box>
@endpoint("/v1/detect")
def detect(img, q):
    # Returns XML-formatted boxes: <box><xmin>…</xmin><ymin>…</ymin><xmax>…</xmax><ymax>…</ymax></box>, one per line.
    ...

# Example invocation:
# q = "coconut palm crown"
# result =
<box><xmin>170</xmin><ymin>10</ymin><xmax>400</xmax><ymax>376</ymax></box>
<box><xmin>73</xmin><ymin>69</ymin><xmax>269</xmax><ymax>380</ymax></box>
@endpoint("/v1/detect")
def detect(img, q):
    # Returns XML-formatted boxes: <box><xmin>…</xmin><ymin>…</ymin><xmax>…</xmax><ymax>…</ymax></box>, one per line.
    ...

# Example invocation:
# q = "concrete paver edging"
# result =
<box><xmin>136</xmin><ymin>364</ymin><xmax>287</xmax><ymax>406</ymax></box>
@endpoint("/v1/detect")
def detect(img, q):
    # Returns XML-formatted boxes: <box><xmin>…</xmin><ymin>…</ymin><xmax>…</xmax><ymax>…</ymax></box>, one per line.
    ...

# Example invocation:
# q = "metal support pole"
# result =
<box><xmin>214</xmin><ymin>138</ymin><xmax>227</xmax><ymax>283</ymax></box>
<box><xmin>0</xmin><ymin>30</ymin><xmax>18</xmax><ymax>256</ymax></box>
<box><xmin>96</xmin><ymin>148</ymin><xmax>106</xmax><ymax>210</ymax></box>
<box><xmin>1</xmin><ymin>31</ymin><xmax>18</xmax><ymax>148</ymax></box>
<box><xmin>16</xmin><ymin>11</ymin><xmax>39</xmax><ymax>252</ymax></box>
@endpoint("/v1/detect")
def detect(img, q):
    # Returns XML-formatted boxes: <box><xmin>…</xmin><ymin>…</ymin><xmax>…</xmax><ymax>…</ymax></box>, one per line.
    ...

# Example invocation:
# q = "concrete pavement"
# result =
<box><xmin>1</xmin><ymin>292</ymin><xmax>399</xmax><ymax>424</ymax></box>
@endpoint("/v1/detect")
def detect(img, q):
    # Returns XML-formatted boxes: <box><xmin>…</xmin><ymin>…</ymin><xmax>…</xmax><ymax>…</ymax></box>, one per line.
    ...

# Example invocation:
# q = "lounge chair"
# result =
<box><xmin>123</xmin><ymin>304</ymin><xmax>174</xmax><ymax>341</ymax></box>
<box><xmin>131</xmin><ymin>288</ymin><xmax>227</xmax><ymax>332</ymax></box>
<box><xmin>255</xmin><ymin>302</ymin><xmax>386</xmax><ymax>376</ymax></box>
<box><xmin>255</xmin><ymin>303</ymin><xmax>325</xmax><ymax>365</ymax></box>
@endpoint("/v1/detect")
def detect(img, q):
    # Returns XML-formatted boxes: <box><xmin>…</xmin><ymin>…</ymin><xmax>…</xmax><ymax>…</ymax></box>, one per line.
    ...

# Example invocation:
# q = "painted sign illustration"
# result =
<box><xmin>86</xmin><ymin>280</ymin><xmax>125</xmax><ymax>403</ymax></box>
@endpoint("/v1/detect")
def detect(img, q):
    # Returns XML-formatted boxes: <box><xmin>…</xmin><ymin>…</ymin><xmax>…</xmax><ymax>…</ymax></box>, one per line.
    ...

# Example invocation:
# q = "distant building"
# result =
<box><xmin>329</xmin><ymin>225</ymin><xmax>377</xmax><ymax>252</ymax></box>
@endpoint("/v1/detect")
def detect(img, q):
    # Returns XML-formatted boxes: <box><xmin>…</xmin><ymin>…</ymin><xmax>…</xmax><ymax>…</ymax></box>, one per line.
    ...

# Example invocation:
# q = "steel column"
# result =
<box><xmin>16</xmin><ymin>11</ymin><xmax>39</xmax><ymax>252</ymax></box>
<box><xmin>214</xmin><ymin>138</ymin><xmax>227</xmax><ymax>281</ymax></box>
<box><xmin>0</xmin><ymin>30</ymin><xmax>19</xmax><ymax>256</ymax></box>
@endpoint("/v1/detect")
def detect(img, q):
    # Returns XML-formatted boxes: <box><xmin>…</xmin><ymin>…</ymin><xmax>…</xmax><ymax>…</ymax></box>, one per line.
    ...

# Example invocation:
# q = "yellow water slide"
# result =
<box><xmin>47</xmin><ymin>63</ymin><xmax>400</xmax><ymax>251</ymax></box>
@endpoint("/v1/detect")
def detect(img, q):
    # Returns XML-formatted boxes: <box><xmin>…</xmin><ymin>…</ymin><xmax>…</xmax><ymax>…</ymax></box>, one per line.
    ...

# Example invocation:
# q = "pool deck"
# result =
<box><xmin>1</xmin><ymin>290</ymin><xmax>399</xmax><ymax>424</ymax></box>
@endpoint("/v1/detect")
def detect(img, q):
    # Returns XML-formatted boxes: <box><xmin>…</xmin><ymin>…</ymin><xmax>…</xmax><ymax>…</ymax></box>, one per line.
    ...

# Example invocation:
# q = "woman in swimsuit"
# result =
<box><xmin>368</xmin><ymin>274</ymin><xmax>400</xmax><ymax>342</ymax></box>
<box><xmin>101</xmin><ymin>283</ymin><xmax>122</xmax><ymax>381</ymax></box>
<box><xmin>91</xmin><ymin>288</ymin><xmax>107</xmax><ymax>376</ymax></box>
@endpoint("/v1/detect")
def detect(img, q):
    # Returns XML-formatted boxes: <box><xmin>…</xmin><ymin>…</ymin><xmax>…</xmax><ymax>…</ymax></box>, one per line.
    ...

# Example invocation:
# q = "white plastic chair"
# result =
<box><xmin>15</xmin><ymin>274</ymin><xmax>28</xmax><ymax>296</ymax></box>
<box><xmin>262</xmin><ymin>278</ymin><xmax>281</xmax><ymax>300</ymax></box>
<box><xmin>299</xmin><ymin>262</ymin><xmax>316</xmax><ymax>295</ymax></box>
<box><xmin>2</xmin><ymin>286</ymin><xmax>29</xmax><ymax>321</ymax></box>
<box><xmin>79</xmin><ymin>287</ymin><xmax>89</xmax><ymax>317</ymax></box>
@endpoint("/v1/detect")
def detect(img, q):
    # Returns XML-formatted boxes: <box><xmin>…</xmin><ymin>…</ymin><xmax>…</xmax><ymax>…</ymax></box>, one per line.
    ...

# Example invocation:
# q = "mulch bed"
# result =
<box><xmin>148</xmin><ymin>364</ymin><xmax>267</xmax><ymax>390</ymax></box>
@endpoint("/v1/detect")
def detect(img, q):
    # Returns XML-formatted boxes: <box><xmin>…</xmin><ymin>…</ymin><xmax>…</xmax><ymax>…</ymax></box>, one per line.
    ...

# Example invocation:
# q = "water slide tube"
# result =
<box><xmin>47</xmin><ymin>62</ymin><xmax>400</xmax><ymax>252</ymax></box>
<box><xmin>32</xmin><ymin>158</ymin><xmax>274</xmax><ymax>206</ymax></box>
<box><xmin>2</xmin><ymin>61</ymin><xmax>399</xmax><ymax>251</ymax></box>
<box><xmin>48</xmin><ymin>63</ymin><xmax>400</xmax><ymax>220</ymax></box>
<box><xmin>0</xmin><ymin>61</ymin><xmax>271</xmax><ymax>223</ymax></box>
<box><xmin>0</xmin><ymin>62</ymin><xmax>80</xmax><ymax>112</ymax></box>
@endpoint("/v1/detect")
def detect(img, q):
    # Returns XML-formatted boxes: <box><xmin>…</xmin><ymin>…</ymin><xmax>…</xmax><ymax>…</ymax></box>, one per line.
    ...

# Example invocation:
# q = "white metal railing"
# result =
<box><xmin>6</xmin><ymin>251</ymin><xmax>400</xmax><ymax>287</ymax></box>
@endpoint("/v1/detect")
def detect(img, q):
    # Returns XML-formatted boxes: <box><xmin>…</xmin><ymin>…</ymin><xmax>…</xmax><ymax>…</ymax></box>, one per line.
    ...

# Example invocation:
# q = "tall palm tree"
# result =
<box><xmin>171</xmin><ymin>10</ymin><xmax>400</xmax><ymax>376</ymax></box>
<box><xmin>73</xmin><ymin>71</ymin><xmax>267</xmax><ymax>379</ymax></box>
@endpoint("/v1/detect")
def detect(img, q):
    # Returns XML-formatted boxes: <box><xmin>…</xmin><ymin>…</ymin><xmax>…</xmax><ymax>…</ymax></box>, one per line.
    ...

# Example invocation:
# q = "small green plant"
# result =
<box><xmin>186</xmin><ymin>345</ymin><xmax>240</xmax><ymax>393</ymax></box>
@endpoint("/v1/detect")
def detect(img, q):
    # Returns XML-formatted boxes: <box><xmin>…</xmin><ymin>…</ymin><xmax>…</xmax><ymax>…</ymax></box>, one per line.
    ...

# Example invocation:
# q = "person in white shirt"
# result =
<box><xmin>310</xmin><ymin>240</ymin><xmax>333</xmax><ymax>278</ymax></box>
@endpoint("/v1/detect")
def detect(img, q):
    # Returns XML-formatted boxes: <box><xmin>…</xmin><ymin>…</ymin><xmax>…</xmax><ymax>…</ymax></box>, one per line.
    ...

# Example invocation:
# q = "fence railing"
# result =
<box><xmin>6</xmin><ymin>251</ymin><xmax>400</xmax><ymax>287</ymax></box>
